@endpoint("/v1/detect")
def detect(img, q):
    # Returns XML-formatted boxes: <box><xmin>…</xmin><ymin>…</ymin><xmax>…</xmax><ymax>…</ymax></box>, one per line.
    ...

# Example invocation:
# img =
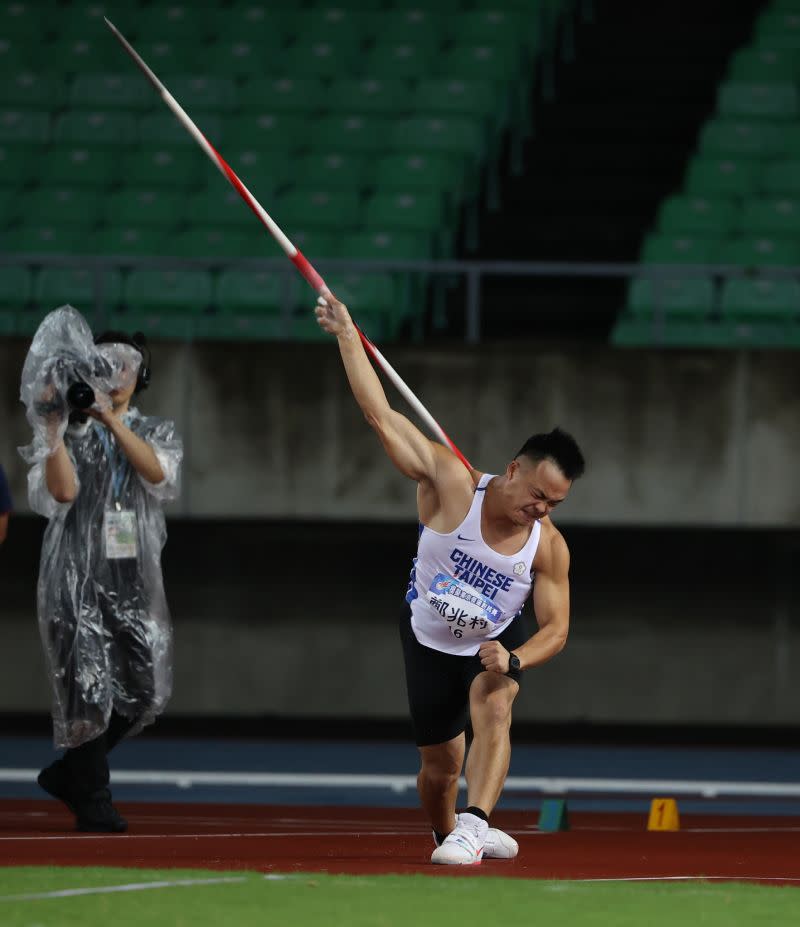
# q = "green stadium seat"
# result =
<box><xmin>119</xmin><ymin>148</ymin><xmax>202</xmax><ymax>190</ymax></box>
<box><xmin>85</xmin><ymin>225</ymin><xmax>167</xmax><ymax>257</ymax></box>
<box><xmin>132</xmin><ymin>4</ymin><xmax>213</xmax><ymax>42</ymax></box>
<box><xmin>53</xmin><ymin>110</ymin><xmax>135</xmax><ymax>146</ymax></box>
<box><xmin>364</xmin><ymin>192</ymin><xmax>444</xmax><ymax>232</ymax></box>
<box><xmin>0</xmin><ymin>72</ymin><xmax>64</xmax><ymax>109</ymax></box>
<box><xmin>727</xmin><ymin>47</ymin><xmax>799</xmax><ymax>82</ymax></box>
<box><xmin>0</xmin><ymin>186</ymin><xmax>19</xmax><ymax>224</ymax></box>
<box><xmin>640</xmin><ymin>234</ymin><xmax>723</xmax><ymax>265</ymax></box>
<box><xmin>391</xmin><ymin>116</ymin><xmax>484</xmax><ymax>159</ymax></box>
<box><xmin>281</xmin><ymin>38</ymin><xmax>363</xmax><ymax>78</ymax></box>
<box><xmin>302</xmin><ymin>7</ymin><xmax>378</xmax><ymax>44</ymax></box>
<box><xmin>34</xmin><ymin>267</ymin><xmax>123</xmax><ymax>309</ymax></box>
<box><xmin>325</xmin><ymin>272</ymin><xmax>396</xmax><ymax>339</ymax></box>
<box><xmin>0</xmin><ymin>109</ymin><xmax>49</xmax><ymax>143</ymax></box>
<box><xmin>715</xmin><ymin>237</ymin><xmax>800</xmax><ymax>267</ymax></box>
<box><xmin>781</xmin><ymin>125</ymin><xmax>800</xmax><ymax>157</ymax></box>
<box><xmin>0</xmin><ymin>142</ymin><xmax>39</xmax><ymax>184</ymax></box>
<box><xmin>225</xmin><ymin>113</ymin><xmax>311</xmax><ymax>152</ymax></box>
<box><xmin>756</xmin><ymin>10</ymin><xmax>800</xmax><ymax>44</ymax></box>
<box><xmin>315</xmin><ymin>115</ymin><xmax>394</xmax><ymax>152</ymax></box>
<box><xmin>718</xmin><ymin>81</ymin><xmax>799</xmax><ymax>120</ymax></box>
<box><xmin>281</xmin><ymin>228</ymin><xmax>341</xmax><ymax>258</ymax></box>
<box><xmin>372</xmin><ymin>10</ymin><xmax>446</xmax><ymax>43</ymax></box>
<box><xmin>186</xmin><ymin>186</ymin><xmax>269</xmax><ymax>229</ymax></box>
<box><xmin>57</xmin><ymin>2</ymin><xmax>140</xmax><ymax>38</ymax></box>
<box><xmin>0</xmin><ymin>1</ymin><xmax>51</xmax><ymax>38</ymax></box>
<box><xmin>124</xmin><ymin>268</ymin><xmax>213</xmax><ymax>312</ymax></box>
<box><xmin>445</xmin><ymin>11</ymin><xmax>531</xmax><ymax>50</ymax></box>
<box><xmin>223</xmin><ymin>148</ymin><xmax>293</xmax><ymax>195</ymax></box>
<box><xmin>26</xmin><ymin>187</ymin><xmax>102</xmax><ymax>225</ymax></box>
<box><xmin>699</xmin><ymin>119</ymin><xmax>786</xmax><ymax>158</ymax></box>
<box><xmin>294</xmin><ymin>152</ymin><xmax>368</xmax><ymax>191</ymax></box>
<box><xmin>107</xmin><ymin>306</ymin><xmax>202</xmax><ymax>340</ymax></box>
<box><xmin>611</xmin><ymin>317</ymin><xmax>726</xmax><ymax>348</ymax></box>
<box><xmin>413</xmin><ymin>79</ymin><xmax>499</xmax><ymax>121</ymax></box>
<box><xmin>276</xmin><ymin>190</ymin><xmax>362</xmax><ymax>230</ymax></box>
<box><xmin>370</xmin><ymin>153</ymin><xmax>463</xmax><ymax>194</ymax></box>
<box><xmin>138</xmin><ymin>112</ymin><xmax>222</xmax><ymax>147</ymax></box>
<box><xmin>391</xmin><ymin>0</ymin><xmax>462</xmax><ymax>9</ymax></box>
<box><xmin>237</xmin><ymin>77</ymin><xmax>326</xmax><ymax>114</ymax></box>
<box><xmin>0</xmin><ymin>265</ymin><xmax>32</xmax><ymax>307</ymax></box>
<box><xmin>361</xmin><ymin>41</ymin><xmax>438</xmax><ymax>79</ymax></box>
<box><xmin>326</xmin><ymin>79</ymin><xmax>409</xmax><ymax>114</ymax></box>
<box><xmin>657</xmin><ymin>195</ymin><xmax>738</xmax><ymax>236</ymax></box>
<box><xmin>720</xmin><ymin>277</ymin><xmax>800</xmax><ymax>321</ymax></box>
<box><xmin>739</xmin><ymin>197</ymin><xmax>800</xmax><ymax>235</ymax></box>
<box><xmin>684</xmin><ymin>156</ymin><xmax>758</xmax><ymax>196</ymax></box>
<box><xmin>104</xmin><ymin>190</ymin><xmax>185</xmax><ymax>227</ymax></box>
<box><xmin>216</xmin><ymin>6</ymin><xmax>299</xmax><ymax>43</ymax></box>
<box><xmin>69</xmin><ymin>73</ymin><xmax>150</xmax><ymax>111</ymax></box>
<box><xmin>760</xmin><ymin>159</ymin><xmax>800</xmax><ymax>195</ymax></box>
<box><xmin>627</xmin><ymin>275</ymin><xmax>715</xmax><ymax>320</ymax></box>
<box><xmin>435</xmin><ymin>43</ymin><xmax>525</xmax><ymax>82</ymax></box>
<box><xmin>216</xmin><ymin>269</ymin><xmax>286</xmax><ymax>312</ymax></box>
<box><xmin>39</xmin><ymin>146</ymin><xmax>119</xmax><ymax>189</ymax></box>
<box><xmin>338</xmin><ymin>230</ymin><xmax>432</xmax><ymax>260</ymax></box>
<box><xmin>167</xmin><ymin>76</ymin><xmax>237</xmax><ymax>112</ymax></box>
<box><xmin>1</xmin><ymin>224</ymin><xmax>95</xmax><ymax>254</ymax></box>
<box><xmin>0</xmin><ymin>37</ymin><xmax>24</xmax><ymax>75</ymax></box>
<box><xmin>166</xmin><ymin>228</ymin><xmax>252</xmax><ymax>259</ymax></box>
<box><xmin>52</xmin><ymin>36</ymin><xmax>122</xmax><ymax>72</ymax></box>
<box><xmin>127</xmin><ymin>40</ymin><xmax>200</xmax><ymax>77</ymax></box>
<box><xmin>205</xmin><ymin>39</ymin><xmax>282</xmax><ymax>79</ymax></box>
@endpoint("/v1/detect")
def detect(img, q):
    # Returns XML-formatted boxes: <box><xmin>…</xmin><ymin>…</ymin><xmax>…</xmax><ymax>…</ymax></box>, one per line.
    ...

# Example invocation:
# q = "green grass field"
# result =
<box><xmin>1</xmin><ymin>867</ymin><xmax>799</xmax><ymax>926</ymax></box>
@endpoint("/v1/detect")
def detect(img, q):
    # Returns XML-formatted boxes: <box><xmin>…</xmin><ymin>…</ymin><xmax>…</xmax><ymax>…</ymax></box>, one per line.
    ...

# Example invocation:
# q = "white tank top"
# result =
<box><xmin>406</xmin><ymin>474</ymin><xmax>541</xmax><ymax>656</ymax></box>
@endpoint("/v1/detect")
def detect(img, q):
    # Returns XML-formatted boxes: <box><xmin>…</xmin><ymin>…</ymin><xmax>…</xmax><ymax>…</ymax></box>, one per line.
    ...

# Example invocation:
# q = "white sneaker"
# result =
<box><xmin>430</xmin><ymin>812</ymin><xmax>487</xmax><ymax>865</ymax></box>
<box><xmin>433</xmin><ymin>814</ymin><xmax>519</xmax><ymax>860</ymax></box>
<box><xmin>483</xmin><ymin>826</ymin><xmax>519</xmax><ymax>859</ymax></box>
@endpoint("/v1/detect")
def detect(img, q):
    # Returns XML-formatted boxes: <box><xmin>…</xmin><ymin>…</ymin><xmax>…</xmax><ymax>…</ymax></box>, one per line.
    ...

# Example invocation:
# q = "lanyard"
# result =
<box><xmin>94</xmin><ymin>424</ymin><xmax>129</xmax><ymax>509</ymax></box>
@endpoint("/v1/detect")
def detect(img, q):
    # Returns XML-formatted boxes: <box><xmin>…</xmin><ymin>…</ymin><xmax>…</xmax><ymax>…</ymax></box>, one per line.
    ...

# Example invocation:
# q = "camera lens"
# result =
<box><xmin>66</xmin><ymin>381</ymin><xmax>95</xmax><ymax>410</ymax></box>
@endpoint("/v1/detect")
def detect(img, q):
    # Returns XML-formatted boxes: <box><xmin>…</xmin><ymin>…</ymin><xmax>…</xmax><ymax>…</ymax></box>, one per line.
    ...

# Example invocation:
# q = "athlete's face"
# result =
<box><xmin>505</xmin><ymin>457</ymin><xmax>571</xmax><ymax>526</ymax></box>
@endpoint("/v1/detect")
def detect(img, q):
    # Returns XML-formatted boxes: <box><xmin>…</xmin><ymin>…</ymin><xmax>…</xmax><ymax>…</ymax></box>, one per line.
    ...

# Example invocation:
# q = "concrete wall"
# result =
<box><xmin>1</xmin><ymin>518</ymin><xmax>797</xmax><ymax>726</ymax></box>
<box><xmin>2</xmin><ymin>338</ymin><xmax>799</xmax><ymax>526</ymax></box>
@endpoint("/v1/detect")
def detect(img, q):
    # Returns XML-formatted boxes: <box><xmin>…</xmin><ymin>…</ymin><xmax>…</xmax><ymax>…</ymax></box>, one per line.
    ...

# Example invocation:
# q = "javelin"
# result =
<box><xmin>104</xmin><ymin>17</ymin><xmax>471</xmax><ymax>471</ymax></box>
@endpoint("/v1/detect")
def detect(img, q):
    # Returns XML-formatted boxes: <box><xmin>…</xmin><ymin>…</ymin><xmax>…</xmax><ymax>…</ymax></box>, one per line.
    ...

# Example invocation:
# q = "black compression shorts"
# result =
<box><xmin>398</xmin><ymin>606</ymin><xmax>527</xmax><ymax>747</ymax></box>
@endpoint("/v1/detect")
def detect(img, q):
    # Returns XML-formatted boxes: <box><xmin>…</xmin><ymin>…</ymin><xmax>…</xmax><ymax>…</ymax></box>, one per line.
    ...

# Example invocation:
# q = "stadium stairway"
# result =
<box><xmin>463</xmin><ymin>0</ymin><xmax>768</xmax><ymax>342</ymax></box>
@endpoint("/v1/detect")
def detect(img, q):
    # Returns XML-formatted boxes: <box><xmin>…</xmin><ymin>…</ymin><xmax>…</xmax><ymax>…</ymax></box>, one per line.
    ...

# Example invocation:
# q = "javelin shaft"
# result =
<box><xmin>104</xmin><ymin>17</ymin><xmax>471</xmax><ymax>468</ymax></box>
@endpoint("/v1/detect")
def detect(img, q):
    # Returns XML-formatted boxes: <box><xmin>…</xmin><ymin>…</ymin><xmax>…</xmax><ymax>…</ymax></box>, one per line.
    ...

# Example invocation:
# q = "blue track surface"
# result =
<box><xmin>3</xmin><ymin>736</ymin><xmax>800</xmax><ymax>815</ymax></box>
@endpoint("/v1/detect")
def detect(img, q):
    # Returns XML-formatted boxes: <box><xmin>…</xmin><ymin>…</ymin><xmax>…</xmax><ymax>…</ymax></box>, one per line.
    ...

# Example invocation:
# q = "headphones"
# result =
<box><xmin>94</xmin><ymin>329</ymin><xmax>152</xmax><ymax>393</ymax></box>
<box><xmin>131</xmin><ymin>332</ymin><xmax>151</xmax><ymax>393</ymax></box>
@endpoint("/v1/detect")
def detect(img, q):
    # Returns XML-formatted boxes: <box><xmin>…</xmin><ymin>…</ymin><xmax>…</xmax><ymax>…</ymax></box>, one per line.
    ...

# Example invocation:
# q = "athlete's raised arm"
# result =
<box><xmin>316</xmin><ymin>292</ymin><xmax>446</xmax><ymax>484</ymax></box>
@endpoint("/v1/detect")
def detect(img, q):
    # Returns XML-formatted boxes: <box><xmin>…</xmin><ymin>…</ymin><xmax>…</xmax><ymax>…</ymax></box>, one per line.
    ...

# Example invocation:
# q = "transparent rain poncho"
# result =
<box><xmin>19</xmin><ymin>306</ymin><xmax>183</xmax><ymax>749</ymax></box>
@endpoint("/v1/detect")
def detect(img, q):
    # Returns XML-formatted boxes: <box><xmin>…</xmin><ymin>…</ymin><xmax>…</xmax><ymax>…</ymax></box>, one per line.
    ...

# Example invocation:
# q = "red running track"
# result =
<box><xmin>1</xmin><ymin>801</ymin><xmax>799</xmax><ymax>884</ymax></box>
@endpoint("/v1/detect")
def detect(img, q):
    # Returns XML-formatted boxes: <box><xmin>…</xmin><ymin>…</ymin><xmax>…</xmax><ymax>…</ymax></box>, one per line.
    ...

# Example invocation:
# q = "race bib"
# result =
<box><xmin>427</xmin><ymin>572</ymin><xmax>503</xmax><ymax>641</ymax></box>
<box><xmin>104</xmin><ymin>509</ymin><xmax>137</xmax><ymax>559</ymax></box>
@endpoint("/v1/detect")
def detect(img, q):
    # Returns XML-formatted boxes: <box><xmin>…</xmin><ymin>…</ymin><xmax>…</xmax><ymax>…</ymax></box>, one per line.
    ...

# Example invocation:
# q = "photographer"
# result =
<box><xmin>19</xmin><ymin>306</ymin><xmax>182</xmax><ymax>833</ymax></box>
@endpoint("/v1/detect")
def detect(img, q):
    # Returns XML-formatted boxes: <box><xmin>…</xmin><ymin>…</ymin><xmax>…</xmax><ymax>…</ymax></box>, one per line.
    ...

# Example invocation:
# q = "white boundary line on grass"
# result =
<box><xmin>571</xmin><ymin>876</ymin><xmax>800</xmax><ymax>883</ymax></box>
<box><xmin>0</xmin><ymin>876</ymin><xmax>247</xmax><ymax>902</ymax></box>
<box><xmin>3</xmin><ymin>768</ymin><xmax>800</xmax><ymax>798</ymax></box>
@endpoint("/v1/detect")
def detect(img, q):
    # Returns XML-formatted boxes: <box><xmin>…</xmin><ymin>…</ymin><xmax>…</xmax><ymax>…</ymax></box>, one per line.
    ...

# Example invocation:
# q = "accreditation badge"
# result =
<box><xmin>104</xmin><ymin>509</ymin><xmax>138</xmax><ymax>559</ymax></box>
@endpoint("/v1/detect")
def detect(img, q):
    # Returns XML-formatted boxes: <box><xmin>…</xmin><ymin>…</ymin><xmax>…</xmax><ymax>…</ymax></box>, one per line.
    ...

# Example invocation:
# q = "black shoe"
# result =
<box><xmin>37</xmin><ymin>760</ymin><xmax>76</xmax><ymax>814</ymax></box>
<box><xmin>74</xmin><ymin>788</ymin><xmax>128</xmax><ymax>833</ymax></box>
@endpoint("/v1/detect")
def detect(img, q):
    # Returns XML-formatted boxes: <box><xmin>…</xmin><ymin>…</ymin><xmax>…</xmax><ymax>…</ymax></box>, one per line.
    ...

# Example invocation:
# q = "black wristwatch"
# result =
<box><xmin>507</xmin><ymin>652</ymin><xmax>521</xmax><ymax>675</ymax></box>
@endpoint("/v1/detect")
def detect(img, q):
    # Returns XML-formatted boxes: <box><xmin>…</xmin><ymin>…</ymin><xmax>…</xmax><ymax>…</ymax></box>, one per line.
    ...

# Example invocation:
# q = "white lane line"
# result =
<box><xmin>4</xmin><ymin>768</ymin><xmax>800</xmax><ymax>798</ymax></box>
<box><xmin>0</xmin><ymin>876</ymin><xmax>247</xmax><ymax>902</ymax></box>
<box><xmin>570</xmin><ymin>876</ymin><xmax>800</xmax><ymax>883</ymax></box>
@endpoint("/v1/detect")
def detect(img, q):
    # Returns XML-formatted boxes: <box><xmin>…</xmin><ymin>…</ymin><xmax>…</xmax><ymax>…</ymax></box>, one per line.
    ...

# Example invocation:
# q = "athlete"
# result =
<box><xmin>315</xmin><ymin>293</ymin><xmax>585</xmax><ymax>865</ymax></box>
